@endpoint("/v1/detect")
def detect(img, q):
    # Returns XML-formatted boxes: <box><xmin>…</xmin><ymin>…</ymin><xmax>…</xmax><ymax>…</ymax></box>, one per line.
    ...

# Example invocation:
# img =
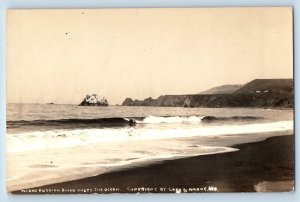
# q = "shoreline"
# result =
<box><xmin>7</xmin><ymin>103</ymin><xmax>293</xmax><ymax>109</ymax></box>
<box><xmin>11</xmin><ymin>135</ymin><xmax>294</xmax><ymax>194</ymax></box>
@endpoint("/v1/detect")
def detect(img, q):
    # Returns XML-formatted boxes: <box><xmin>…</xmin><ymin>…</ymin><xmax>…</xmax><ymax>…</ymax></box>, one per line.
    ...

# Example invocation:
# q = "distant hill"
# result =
<box><xmin>234</xmin><ymin>79</ymin><xmax>293</xmax><ymax>94</ymax></box>
<box><xmin>122</xmin><ymin>79</ymin><xmax>293</xmax><ymax>108</ymax></box>
<box><xmin>200</xmin><ymin>85</ymin><xmax>243</xmax><ymax>94</ymax></box>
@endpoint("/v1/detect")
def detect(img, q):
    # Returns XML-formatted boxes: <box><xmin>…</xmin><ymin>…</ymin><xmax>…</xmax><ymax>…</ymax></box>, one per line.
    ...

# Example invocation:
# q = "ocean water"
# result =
<box><xmin>6</xmin><ymin>104</ymin><xmax>294</xmax><ymax>191</ymax></box>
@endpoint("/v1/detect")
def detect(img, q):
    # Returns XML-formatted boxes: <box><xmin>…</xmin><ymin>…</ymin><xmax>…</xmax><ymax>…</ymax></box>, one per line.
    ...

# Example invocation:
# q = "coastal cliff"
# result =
<box><xmin>122</xmin><ymin>79</ymin><xmax>293</xmax><ymax>108</ymax></box>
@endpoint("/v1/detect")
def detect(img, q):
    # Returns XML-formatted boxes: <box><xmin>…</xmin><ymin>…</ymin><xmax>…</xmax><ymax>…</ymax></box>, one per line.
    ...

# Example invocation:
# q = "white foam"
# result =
<box><xmin>6</xmin><ymin>142</ymin><xmax>238</xmax><ymax>191</ymax></box>
<box><xmin>138</xmin><ymin>115</ymin><xmax>204</xmax><ymax>124</ymax></box>
<box><xmin>7</xmin><ymin>121</ymin><xmax>293</xmax><ymax>153</ymax></box>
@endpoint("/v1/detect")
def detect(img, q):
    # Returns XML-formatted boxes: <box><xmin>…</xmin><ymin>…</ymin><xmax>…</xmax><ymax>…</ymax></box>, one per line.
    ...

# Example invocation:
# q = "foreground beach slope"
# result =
<box><xmin>11</xmin><ymin>135</ymin><xmax>294</xmax><ymax>194</ymax></box>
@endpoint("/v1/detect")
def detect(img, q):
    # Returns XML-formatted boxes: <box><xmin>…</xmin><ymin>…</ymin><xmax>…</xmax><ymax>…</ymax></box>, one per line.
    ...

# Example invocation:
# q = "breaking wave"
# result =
<box><xmin>7</xmin><ymin>115</ymin><xmax>263</xmax><ymax>130</ymax></box>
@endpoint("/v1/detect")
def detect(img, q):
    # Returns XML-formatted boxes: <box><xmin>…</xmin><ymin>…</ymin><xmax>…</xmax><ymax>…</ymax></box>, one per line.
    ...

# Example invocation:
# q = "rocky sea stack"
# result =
<box><xmin>79</xmin><ymin>94</ymin><xmax>108</xmax><ymax>106</ymax></box>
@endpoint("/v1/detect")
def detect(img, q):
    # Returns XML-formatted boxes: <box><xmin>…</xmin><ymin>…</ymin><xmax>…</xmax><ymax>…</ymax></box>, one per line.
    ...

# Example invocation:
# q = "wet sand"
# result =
<box><xmin>12</xmin><ymin>135</ymin><xmax>294</xmax><ymax>194</ymax></box>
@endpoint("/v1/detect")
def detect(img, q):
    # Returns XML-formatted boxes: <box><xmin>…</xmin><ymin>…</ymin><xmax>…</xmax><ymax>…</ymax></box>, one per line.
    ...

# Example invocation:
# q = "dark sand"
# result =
<box><xmin>13</xmin><ymin>135</ymin><xmax>294</xmax><ymax>194</ymax></box>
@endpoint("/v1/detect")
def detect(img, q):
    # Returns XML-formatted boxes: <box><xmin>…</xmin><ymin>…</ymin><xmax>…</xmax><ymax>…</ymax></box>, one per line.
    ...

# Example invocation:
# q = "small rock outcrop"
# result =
<box><xmin>122</xmin><ymin>98</ymin><xmax>135</xmax><ymax>106</ymax></box>
<box><xmin>79</xmin><ymin>94</ymin><xmax>108</xmax><ymax>106</ymax></box>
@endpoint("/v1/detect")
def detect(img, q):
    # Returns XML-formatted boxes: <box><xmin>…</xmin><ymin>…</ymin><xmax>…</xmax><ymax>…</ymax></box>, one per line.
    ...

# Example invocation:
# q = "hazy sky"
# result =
<box><xmin>7</xmin><ymin>8</ymin><xmax>293</xmax><ymax>105</ymax></box>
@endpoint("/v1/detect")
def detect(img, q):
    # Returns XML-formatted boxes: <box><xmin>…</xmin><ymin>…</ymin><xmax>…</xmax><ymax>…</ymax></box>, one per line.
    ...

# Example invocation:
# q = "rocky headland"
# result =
<box><xmin>122</xmin><ymin>79</ymin><xmax>293</xmax><ymax>108</ymax></box>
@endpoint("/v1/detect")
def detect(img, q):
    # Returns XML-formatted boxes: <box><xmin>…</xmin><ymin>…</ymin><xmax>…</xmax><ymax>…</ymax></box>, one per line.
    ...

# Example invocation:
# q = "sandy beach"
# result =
<box><xmin>11</xmin><ymin>135</ymin><xmax>294</xmax><ymax>194</ymax></box>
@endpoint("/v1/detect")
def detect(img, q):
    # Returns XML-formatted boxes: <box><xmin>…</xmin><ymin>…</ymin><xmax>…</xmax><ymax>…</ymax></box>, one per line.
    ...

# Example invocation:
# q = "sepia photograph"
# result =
<box><xmin>6</xmin><ymin>7</ymin><xmax>294</xmax><ymax>194</ymax></box>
